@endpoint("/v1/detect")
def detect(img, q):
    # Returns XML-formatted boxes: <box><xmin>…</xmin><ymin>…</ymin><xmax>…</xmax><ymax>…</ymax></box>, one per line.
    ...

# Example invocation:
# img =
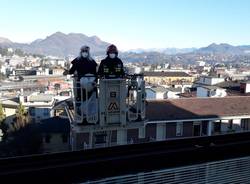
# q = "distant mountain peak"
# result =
<box><xmin>90</xmin><ymin>35</ymin><xmax>100</xmax><ymax>40</ymax></box>
<box><xmin>0</xmin><ymin>37</ymin><xmax>12</xmax><ymax>44</ymax></box>
<box><xmin>31</xmin><ymin>39</ymin><xmax>43</xmax><ymax>44</ymax></box>
<box><xmin>197</xmin><ymin>43</ymin><xmax>245</xmax><ymax>55</ymax></box>
<box><xmin>47</xmin><ymin>31</ymin><xmax>67</xmax><ymax>38</ymax></box>
<box><xmin>53</xmin><ymin>31</ymin><xmax>66</xmax><ymax>36</ymax></box>
<box><xmin>208</xmin><ymin>43</ymin><xmax>233</xmax><ymax>47</ymax></box>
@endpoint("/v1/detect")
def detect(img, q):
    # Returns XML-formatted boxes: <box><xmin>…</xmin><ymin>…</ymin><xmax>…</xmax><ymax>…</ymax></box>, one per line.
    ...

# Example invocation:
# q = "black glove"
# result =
<box><xmin>63</xmin><ymin>70</ymin><xmax>69</xmax><ymax>75</ymax></box>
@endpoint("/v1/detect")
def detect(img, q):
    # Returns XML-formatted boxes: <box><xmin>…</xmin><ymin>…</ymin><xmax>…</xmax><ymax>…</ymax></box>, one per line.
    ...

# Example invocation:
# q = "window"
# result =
<box><xmin>241</xmin><ymin>119</ymin><xmax>250</xmax><ymax>130</ymax></box>
<box><xmin>202</xmin><ymin>121</ymin><xmax>208</xmax><ymax>136</ymax></box>
<box><xmin>207</xmin><ymin>90</ymin><xmax>210</xmax><ymax>97</ymax></box>
<box><xmin>228</xmin><ymin>120</ymin><xmax>233</xmax><ymax>130</ymax></box>
<box><xmin>95</xmin><ymin>132</ymin><xmax>107</xmax><ymax>144</ymax></box>
<box><xmin>29</xmin><ymin>107</ymin><xmax>35</xmax><ymax>116</ymax></box>
<box><xmin>43</xmin><ymin>108</ymin><xmax>50</xmax><ymax>116</ymax></box>
<box><xmin>62</xmin><ymin>134</ymin><xmax>68</xmax><ymax>143</ymax></box>
<box><xmin>193</xmin><ymin>122</ymin><xmax>201</xmax><ymax>136</ymax></box>
<box><xmin>176</xmin><ymin>122</ymin><xmax>183</xmax><ymax>136</ymax></box>
<box><xmin>214</xmin><ymin>121</ymin><xmax>221</xmax><ymax>133</ymax></box>
<box><xmin>45</xmin><ymin>134</ymin><xmax>51</xmax><ymax>143</ymax></box>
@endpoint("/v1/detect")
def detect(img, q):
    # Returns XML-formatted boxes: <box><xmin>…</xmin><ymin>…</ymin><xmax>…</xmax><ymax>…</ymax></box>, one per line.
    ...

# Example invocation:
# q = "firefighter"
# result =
<box><xmin>98</xmin><ymin>44</ymin><xmax>125</xmax><ymax>78</ymax></box>
<box><xmin>67</xmin><ymin>45</ymin><xmax>97</xmax><ymax>102</ymax></box>
<box><xmin>68</xmin><ymin>45</ymin><xmax>97</xmax><ymax>79</ymax></box>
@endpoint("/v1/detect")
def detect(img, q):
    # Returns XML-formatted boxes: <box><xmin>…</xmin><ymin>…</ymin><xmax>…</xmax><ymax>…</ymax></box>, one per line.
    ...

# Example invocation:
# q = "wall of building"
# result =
<box><xmin>71</xmin><ymin>117</ymin><xmax>250</xmax><ymax>150</ymax></box>
<box><xmin>211</xmin><ymin>78</ymin><xmax>224</xmax><ymax>85</ymax></box>
<box><xmin>2</xmin><ymin>107</ymin><xmax>16</xmax><ymax>125</ymax></box>
<box><xmin>127</xmin><ymin>129</ymin><xmax>139</xmax><ymax>144</ymax></box>
<box><xmin>29</xmin><ymin>107</ymin><xmax>54</xmax><ymax>122</ymax></box>
<box><xmin>197</xmin><ymin>87</ymin><xmax>209</xmax><ymax>97</ymax></box>
<box><xmin>146</xmin><ymin>89</ymin><xmax>156</xmax><ymax>100</ymax></box>
<box><xmin>199</xmin><ymin>77</ymin><xmax>224</xmax><ymax>85</ymax></box>
<box><xmin>146</xmin><ymin>89</ymin><xmax>166</xmax><ymax>100</ymax></box>
<box><xmin>42</xmin><ymin>133</ymin><xmax>69</xmax><ymax>153</ymax></box>
<box><xmin>197</xmin><ymin>87</ymin><xmax>227</xmax><ymax>98</ymax></box>
<box><xmin>166</xmin><ymin>91</ymin><xmax>180</xmax><ymax>99</ymax></box>
<box><xmin>245</xmin><ymin>83</ymin><xmax>250</xmax><ymax>93</ymax></box>
<box><xmin>144</xmin><ymin>76</ymin><xmax>194</xmax><ymax>85</ymax></box>
<box><xmin>156</xmin><ymin>92</ymin><xmax>165</xmax><ymax>99</ymax></box>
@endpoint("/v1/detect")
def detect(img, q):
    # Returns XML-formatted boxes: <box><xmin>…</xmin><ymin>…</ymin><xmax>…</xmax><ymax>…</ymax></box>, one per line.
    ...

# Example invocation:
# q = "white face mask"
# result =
<box><xmin>109</xmin><ymin>53</ymin><xmax>116</xmax><ymax>59</ymax></box>
<box><xmin>81</xmin><ymin>52</ymin><xmax>88</xmax><ymax>58</ymax></box>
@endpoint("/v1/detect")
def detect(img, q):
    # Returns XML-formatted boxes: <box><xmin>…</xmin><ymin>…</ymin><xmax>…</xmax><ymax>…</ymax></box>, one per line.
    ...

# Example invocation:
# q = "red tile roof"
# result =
<box><xmin>146</xmin><ymin>96</ymin><xmax>250</xmax><ymax>121</ymax></box>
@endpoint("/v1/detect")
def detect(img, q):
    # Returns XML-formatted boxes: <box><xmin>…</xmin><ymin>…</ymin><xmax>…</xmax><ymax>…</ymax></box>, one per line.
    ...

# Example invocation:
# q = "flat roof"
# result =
<box><xmin>144</xmin><ymin>71</ymin><xmax>191</xmax><ymax>77</ymax></box>
<box><xmin>29</xmin><ymin>95</ymin><xmax>54</xmax><ymax>102</ymax></box>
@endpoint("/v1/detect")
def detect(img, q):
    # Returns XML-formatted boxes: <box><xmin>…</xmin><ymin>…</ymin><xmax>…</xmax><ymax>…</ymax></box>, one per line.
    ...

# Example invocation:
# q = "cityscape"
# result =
<box><xmin>1</xmin><ymin>0</ymin><xmax>250</xmax><ymax>183</ymax></box>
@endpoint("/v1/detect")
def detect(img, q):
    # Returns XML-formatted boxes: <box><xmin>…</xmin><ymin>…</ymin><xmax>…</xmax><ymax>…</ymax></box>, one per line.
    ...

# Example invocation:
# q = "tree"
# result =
<box><xmin>14</xmin><ymin>103</ymin><xmax>30</xmax><ymax>130</ymax></box>
<box><xmin>0</xmin><ymin>103</ymin><xmax>5</xmax><ymax>126</ymax></box>
<box><xmin>15</xmin><ymin>49</ymin><xmax>25</xmax><ymax>57</ymax></box>
<box><xmin>0</xmin><ymin>103</ymin><xmax>8</xmax><ymax>138</ymax></box>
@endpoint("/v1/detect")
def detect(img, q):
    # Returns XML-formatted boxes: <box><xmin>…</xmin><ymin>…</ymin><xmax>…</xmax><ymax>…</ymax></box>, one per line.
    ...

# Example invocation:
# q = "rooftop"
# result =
<box><xmin>166</xmin><ymin>87</ymin><xmax>182</xmax><ymax>93</ymax></box>
<box><xmin>146</xmin><ymin>86</ymin><xmax>167</xmax><ymax>93</ymax></box>
<box><xmin>1</xmin><ymin>98</ymin><xmax>19</xmax><ymax>108</ymax></box>
<box><xmin>146</xmin><ymin>96</ymin><xmax>250</xmax><ymax>121</ymax></box>
<box><xmin>198</xmin><ymin>85</ymin><xmax>224</xmax><ymax>90</ymax></box>
<box><xmin>144</xmin><ymin>71</ymin><xmax>191</xmax><ymax>77</ymax></box>
<box><xmin>216</xmin><ymin>80</ymin><xmax>241</xmax><ymax>89</ymax></box>
<box><xmin>29</xmin><ymin>95</ymin><xmax>54</xmax><ymax>102</ymax></box>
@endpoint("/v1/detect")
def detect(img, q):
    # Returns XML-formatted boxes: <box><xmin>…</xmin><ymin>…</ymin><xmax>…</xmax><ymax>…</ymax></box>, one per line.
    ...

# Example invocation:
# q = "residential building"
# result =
<box><xmin>144</xmin><ymin>97</ymin><xmax>250</xmax><ymax>141</ymax></box>
<box><xmin>197</xmin><ymin>76</ymin><xmax>225</xmax><ymax>86</ymax></box>
<box><xmin>165</xmin><ymin>88</ymin><xmax>182</xmax><ymax>99</ymax></box>
<box><xmin>19</xmin><ymin>93</ymin><xmax>56</xmax><ymax>122</ymax></box>
<box><xmin>144</xmin><ymin>71</ymin><xmax>195</xmax><ymax>85</ymax></box>
<box><xmin>146</xmin><ymin>86</ymin><xmax>168</xmax><ymax>100</ymax></box>
<box><xmin>197</xmin><ymin>86</ymin><xmax>227</xmax><ymax>98</ymax></box>
<box><xmin>71</xmin><ymin>96</ymin><xmax>250</xmax><ymax>150</ymax></box>
<box><xmin>52</xmin><ymin>67</ymin><xmax>64</xmax><ymax>75</ymax></box>
<box><xmin>1</xmin><ymin>98</ymin><xmax>19</xmax><ymax>126</ymax></box>
<box><xmin>146</xmin><ymin>86</ymin><xmax>182</xmax><ymax>100</ymax></box>
<box><xmin>13</xmin><ymin>69</ymin><xmax>37</xmax><ymax>76</ymax></box>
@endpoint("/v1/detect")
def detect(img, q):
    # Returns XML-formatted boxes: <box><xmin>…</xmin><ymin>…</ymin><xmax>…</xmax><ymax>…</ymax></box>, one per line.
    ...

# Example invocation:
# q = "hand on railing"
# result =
<box><xmin>63</xmin><ymin>69</ymin><xmax>69</xmax><ymax>76</ymax></box>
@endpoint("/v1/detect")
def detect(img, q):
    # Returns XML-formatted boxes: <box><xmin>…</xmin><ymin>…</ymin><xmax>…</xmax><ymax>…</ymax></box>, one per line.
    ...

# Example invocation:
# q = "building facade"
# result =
<box><xmin>144</xmin><ymin>72</ymin><xmax>195</xmax><ymax>85</ymax></box>
<box><xmin>70</xmin><ymin>96</ymin><xmax>250</xmax><ymax>150</ymax></box>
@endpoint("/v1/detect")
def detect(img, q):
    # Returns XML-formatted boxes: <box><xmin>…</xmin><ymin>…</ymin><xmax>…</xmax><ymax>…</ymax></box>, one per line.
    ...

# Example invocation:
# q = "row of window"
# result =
<box><xmin>45</xmin><ymin>134</ymin><xmax>68</xmax><ymax>143</ymax></box>
<box><xmin>29</xmin><ymin>108</ymin><xmax>50</xmax><ymax>116</ymax></box>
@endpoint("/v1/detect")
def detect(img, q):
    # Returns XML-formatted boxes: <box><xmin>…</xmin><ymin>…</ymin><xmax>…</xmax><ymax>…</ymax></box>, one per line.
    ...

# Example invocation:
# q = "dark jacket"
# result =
<box><xmin>98</xmin><ymin>57</ymin><xmax>125</xmax><ymax>78</ymax></box>
<box><xmin>69</xmin><ymin>57</ymin><xmax>97</xmax><ymax>79</ymax></box>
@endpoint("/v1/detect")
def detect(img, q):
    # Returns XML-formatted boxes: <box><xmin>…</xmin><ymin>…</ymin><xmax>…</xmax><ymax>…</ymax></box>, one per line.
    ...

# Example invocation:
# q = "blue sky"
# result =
<box><xmin>0</xmin><ymin>0</ymin><xmax>250</xmax><ymax>50</ymax></box>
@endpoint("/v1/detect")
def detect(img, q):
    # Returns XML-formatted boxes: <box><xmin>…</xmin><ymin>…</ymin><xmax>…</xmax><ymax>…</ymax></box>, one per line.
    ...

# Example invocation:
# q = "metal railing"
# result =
<box><xmin>71</xmin><ymin>74</ymin><xmax>146</xmax><ymax>124</ymax></box>
<box><xmin>82</xmin><ymin>156</ymin><xmax>250</xmax><ymax>184</ymax></box>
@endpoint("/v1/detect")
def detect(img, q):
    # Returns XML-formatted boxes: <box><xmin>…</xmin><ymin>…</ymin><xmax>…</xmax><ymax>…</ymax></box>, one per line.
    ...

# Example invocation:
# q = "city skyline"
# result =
<box><xmin>0</xmin><ymin>0</ymin><xmax>250</xmax><ymax>50</ymax></box>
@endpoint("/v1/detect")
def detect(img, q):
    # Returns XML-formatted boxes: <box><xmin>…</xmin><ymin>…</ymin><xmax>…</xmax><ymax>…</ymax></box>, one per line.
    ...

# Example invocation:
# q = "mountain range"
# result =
<box><xmin>128</xmin><ymin>48</ymin><xmax>197</xmax><ymax>55</ymax></box>
<box><xmin>196</xmin><ymin>43</ymin><xmax>250</xmax><ymax>55</ymax></box>
<box><xmin>0</xmin><ymin>32</ymin><xmax>250</xmax><ymax>57</ymax></box>
<box><xmin>0</xmin><ymin>32</ymin><xmax>110</xmax><ymax>57</ymax></box>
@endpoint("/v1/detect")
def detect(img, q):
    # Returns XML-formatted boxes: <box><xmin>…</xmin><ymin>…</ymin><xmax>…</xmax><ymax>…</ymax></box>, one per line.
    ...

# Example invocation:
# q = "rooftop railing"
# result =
<box><xmin>83</xmin><ymin>155</ymin><xmax>250</xmax><ymax>184</ymax></box>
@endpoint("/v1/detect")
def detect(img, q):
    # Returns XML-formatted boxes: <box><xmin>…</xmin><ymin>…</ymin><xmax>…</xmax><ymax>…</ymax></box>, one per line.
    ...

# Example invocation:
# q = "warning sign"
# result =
<box><xmin>108</xmin><ymin>102</ymin><xmax>119</xmax><ymax>112</ymax></box>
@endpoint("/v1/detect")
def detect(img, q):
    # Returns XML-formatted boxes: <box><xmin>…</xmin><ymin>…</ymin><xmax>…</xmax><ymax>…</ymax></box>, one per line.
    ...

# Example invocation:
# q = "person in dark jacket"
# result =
<box><xmin>68</xmin><ymin>46</ymin><xmax>97</xmax><ymax>103</ymax></box>
<box><xmin>68</xmin><ymin>45</ymin><xmax>97</xmax><ymax>78</ymax></box>
<box><xmin>98</xmin><ymin>44</ymin><xmax>125</xmax><ymax>78</ymax></box>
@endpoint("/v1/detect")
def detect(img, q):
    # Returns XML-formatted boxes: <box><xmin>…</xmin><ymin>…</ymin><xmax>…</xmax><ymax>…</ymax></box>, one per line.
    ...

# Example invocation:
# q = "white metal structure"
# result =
<box><xmin>69</xmin><ymin>75</ymin><xmax>146</xmax><ymax>150</ymax></box>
